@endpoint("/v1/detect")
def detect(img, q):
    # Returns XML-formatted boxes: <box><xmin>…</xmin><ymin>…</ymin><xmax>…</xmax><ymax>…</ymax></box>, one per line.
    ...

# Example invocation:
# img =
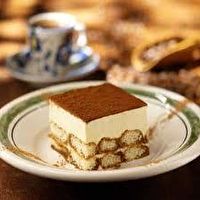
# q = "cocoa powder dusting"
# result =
<box><xmin>1</xmin><ymin>145</ymin><xmax>46</xmax><ymax>163</ymax></box>
<box><xmin>49</xmin><ymin>83</ymin><xmax>147</xmax><ymax>122</ymax></box>
<box><xmin>147</xmin><ymin>99</ymin><xmax>190</xmax><ymax>140</ymax></box>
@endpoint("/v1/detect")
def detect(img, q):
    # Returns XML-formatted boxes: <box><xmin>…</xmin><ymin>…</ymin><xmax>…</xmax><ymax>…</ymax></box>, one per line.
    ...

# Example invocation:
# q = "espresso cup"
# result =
<box><xmin>27</xmin><ymin>12</ymin><xmax>87</xmax><ymax>76</ymax></box>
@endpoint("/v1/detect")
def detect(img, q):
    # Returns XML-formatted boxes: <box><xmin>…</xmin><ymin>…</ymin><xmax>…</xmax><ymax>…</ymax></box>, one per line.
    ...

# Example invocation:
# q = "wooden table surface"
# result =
<box><xmin>0</xmin><ymin>67</ymin><xmax>200</xmax><ymax>200</ymax></box>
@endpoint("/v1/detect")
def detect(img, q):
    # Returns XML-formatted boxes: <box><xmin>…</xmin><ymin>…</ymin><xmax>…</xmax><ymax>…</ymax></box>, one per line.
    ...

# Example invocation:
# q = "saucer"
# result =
<box><xmin>7</xmin><ymin>47</ymin><xmax>99</xmax><ymax>87</ymax></box>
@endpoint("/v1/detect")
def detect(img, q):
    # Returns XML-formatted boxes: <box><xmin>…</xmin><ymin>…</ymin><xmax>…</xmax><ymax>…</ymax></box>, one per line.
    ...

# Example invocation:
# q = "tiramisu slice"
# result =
<box><xmin>49</xmin><ymin>83</ymin><xmax>149</xmax><ymax>170</ymax></box>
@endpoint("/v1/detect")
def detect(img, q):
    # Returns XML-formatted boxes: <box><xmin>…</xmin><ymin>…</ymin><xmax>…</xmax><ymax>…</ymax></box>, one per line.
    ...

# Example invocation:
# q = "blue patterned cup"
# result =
<box><xmin>27</xmin><ymin>12</ymin><xmax>87</xmax><ymax>77</ymax></box>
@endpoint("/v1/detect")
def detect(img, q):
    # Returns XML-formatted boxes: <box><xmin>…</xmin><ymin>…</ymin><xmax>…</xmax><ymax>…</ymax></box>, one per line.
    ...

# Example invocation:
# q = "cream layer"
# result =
<box><xmin>49</xmin><ymin>102</ymin><xmax>147</xmax><ymax>143</ymax></box>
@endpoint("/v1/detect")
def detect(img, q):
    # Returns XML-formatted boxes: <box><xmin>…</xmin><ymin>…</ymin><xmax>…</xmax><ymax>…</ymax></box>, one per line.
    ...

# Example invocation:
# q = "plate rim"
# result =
<box><xmin>0</xmin><ymin>81</ymin><xmax>200</xmax><ymax>182</ymax></box>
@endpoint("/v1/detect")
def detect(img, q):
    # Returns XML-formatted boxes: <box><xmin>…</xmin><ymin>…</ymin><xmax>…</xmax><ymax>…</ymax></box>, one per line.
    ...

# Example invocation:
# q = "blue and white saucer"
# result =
<box><xmin>7</xmin><ymin>46</ymin><xmax>99</xmax><ymax>87</ymax></box>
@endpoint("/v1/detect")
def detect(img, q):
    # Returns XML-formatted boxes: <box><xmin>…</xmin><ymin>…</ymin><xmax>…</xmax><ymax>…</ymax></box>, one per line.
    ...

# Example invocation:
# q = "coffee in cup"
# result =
<box><xmin>31</xmin><ymin>19</ymin><xmax>62</xmax><ymax>29</ymax></box>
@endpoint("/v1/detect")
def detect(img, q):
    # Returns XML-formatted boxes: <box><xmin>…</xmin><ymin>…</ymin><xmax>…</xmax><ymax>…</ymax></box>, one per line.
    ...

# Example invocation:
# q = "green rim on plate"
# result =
<box><xmin>0</xmin><ymin>87</ymin><xmax>200</xmax><ymax>155</ymax></box>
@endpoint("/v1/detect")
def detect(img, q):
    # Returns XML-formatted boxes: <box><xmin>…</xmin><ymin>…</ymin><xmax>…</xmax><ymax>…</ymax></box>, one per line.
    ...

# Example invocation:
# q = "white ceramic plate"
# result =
<box><xmin>0</xmin><ymin>81</ymin><xmax>200</xmax><ymax>182</ymax></box>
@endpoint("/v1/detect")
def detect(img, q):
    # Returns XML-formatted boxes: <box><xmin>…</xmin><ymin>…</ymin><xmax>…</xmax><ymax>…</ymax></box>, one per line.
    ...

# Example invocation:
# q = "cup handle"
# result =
<box><xmin>73</xmin><ymin>22</ymin><xmax>87</xmax><ymax>49</ymax></box>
